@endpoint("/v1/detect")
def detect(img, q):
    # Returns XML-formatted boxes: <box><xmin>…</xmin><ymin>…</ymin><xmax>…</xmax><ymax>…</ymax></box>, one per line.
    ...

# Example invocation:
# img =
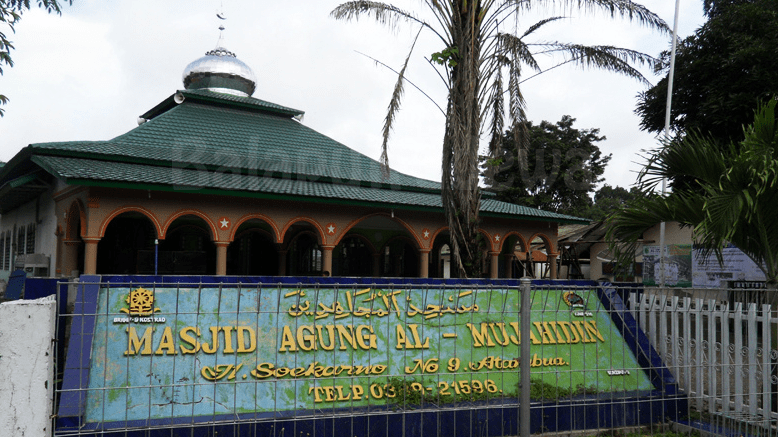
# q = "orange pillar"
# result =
<box><xmin>489</xmin><ymin>251</ymin><xmax>500</xmax><ymax>279</ymax></box>
<box><xmin>419</xmin><ymin>250</ymin><xmax>430</xmax><ymax>278</ymax></box>
<box><xmin>83</xmin><ymin>238</ymin><xmax>99</xmax><ymax>275</ymax></box>
<box><xmin>215</xmin><ymin>242</ymin><xmax>228</xmax><ymax>276</ymax></box>
<box><xmin>322</xmin><ymin>246</ymin><xmax>334</xmax><ymax>276</ymax></box>
<box><xmin>549</xmin><ymin>253</ymin><xmax>558</xmax><ymax>279</ymax></box>
<box><xmin>61</xmin><ymin>241</ymin><xmax>80</xmax><ymax>277</ymax></box>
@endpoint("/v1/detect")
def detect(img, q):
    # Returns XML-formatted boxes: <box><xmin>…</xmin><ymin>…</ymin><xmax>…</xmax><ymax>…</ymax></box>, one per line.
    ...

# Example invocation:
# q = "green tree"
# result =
<box><xmin>585</xmin><ymin>184</ymin><xmax>640</xmax><ymax>221</ymax></box>
<box><xmin>484</xmin><ymin>115</ymin><xmax>611</xmax><ymax>218</ymax></box>
<box><xmin>608</xmin><ymin>100</ymin><xmax>778</xmax><ymax>286</ymax></box>
<box><xmin>332</xmin><ymin>0</ymin><xmax>668</xmax><ymax>277</ymax></box>
<box><xmin>0</xmin><ymin>0</ymin><xmax>72</xmax><ymax>116</ymax></box>
<box><xmin>636</xmin><ymin>0</ymin><xmax>778</xmax><ymax>144</ymax></box>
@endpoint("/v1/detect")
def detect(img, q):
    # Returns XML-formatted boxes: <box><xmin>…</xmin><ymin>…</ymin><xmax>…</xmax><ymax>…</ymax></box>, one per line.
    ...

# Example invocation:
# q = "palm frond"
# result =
<box><xmin>509</xmin><ymin>0</ymin><xmax>669</xmax><ymax>33</ymax></box>
<box><xmin>507</xmin><ymin>69</ymin><xmax>529</xmax><ymax>152</ymax></box>
<box><xmin>635</xmin><ymin>134</ymin><xmax>725</xmax><ymax>191</ymax></box>
<box><xmin>380</xmin><ymin>29</ymin><xmax>424</xmax><ymax>178</ymax></box>
<box><xmin>355</xmin><ymin>50</ymin><xmax>445</xmax><ymax>115</ymax></box>
<box><xmin>532</xmin><ymin>43</ymin><xmax>658</xmax><ymax>84</ymax></box>
<box><xmin>521</xmin><ymin>16</ymin><xmax>566</xmax><ymax>38</ymax></box>
<box><xmin>610</xmin><ymin>100</ymin><xmax>778</xmax><ymax>282</ymax></box>
<box><xmin>497</xmin><ymin>33</ymin><xmax>540</xmax><ymax>72</ymax></box>
<box><xmin>583</xmin><ymin>0</ymin><xmax>670</xmax><ymax>33</ymax></box>
<box><xmin>332</xmin><ymin>1</ymin><xmax>448</xmax><ymax>43</ymax></box>
<box><xmin>485</xmin><ymin>62</ymin><xmax>504</xmax><ymax>158</ymax></box>
<box><xmin>606</xmin><ymin>193</ymin><xmax>704</xmax><ymax>270</ymax></box>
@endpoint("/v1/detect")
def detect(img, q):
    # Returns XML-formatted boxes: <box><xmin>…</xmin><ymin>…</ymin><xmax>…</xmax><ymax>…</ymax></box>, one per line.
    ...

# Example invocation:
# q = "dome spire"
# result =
<box><xmin>216</xmin><ymin>24</ymin><xmax>226</xmax><ymax>49</ymax></box>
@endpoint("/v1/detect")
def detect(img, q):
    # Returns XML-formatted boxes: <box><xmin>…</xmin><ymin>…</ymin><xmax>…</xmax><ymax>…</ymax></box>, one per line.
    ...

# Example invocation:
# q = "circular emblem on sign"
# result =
<box><xmin>563</xmin><ymin>291</ymin><xmax>585</xmax><ymax>308</ymax></box>
<box><xmin>422</xmin><ymin>228</ymin><xmax>431</xmax><ymax>240</ymax></box>
<box><xmin>218</xmin><ymin>217</ymin><xmax>231</xmax><ymax>229</ymax></box>
<box><xmin>326</xmin><ymin>223</ymin><xmax>337</xmax><ymax>235</ymax></box>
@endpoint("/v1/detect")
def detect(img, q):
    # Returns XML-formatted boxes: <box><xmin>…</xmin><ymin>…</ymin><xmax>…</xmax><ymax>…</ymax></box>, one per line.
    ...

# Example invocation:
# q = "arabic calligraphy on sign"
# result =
<box><xmin>285</xmin><ymin>288</ymin><xmax>480</xmax><ymax>320</ymax></box>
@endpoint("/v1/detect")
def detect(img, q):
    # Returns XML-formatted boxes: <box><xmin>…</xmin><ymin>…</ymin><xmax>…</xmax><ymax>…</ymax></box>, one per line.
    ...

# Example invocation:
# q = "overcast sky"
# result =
<box><xmin>0</xmin><ymin>0</ymin><xmax>705</xmax><ymax>191</ymax></box>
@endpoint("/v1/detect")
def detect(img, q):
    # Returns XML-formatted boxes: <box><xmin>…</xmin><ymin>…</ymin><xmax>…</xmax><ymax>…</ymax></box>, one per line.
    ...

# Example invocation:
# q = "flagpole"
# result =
<box><xmin>659</xmin><ymin>0</ymin><xmax>682</xmax><ymax>288</ymax></box>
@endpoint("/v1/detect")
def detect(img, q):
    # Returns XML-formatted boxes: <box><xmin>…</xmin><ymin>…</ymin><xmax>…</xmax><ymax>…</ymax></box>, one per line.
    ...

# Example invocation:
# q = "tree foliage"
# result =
<box><xmin>332</xmin><ymin>0</ymin><xmax>668</xmax><ymax>276</ymax></box>
<box><xmin>608</xmin><ymin>100</ymin><xmax>778</xmax><ymax>285</ymax></box>
<box><xmin>0</xmin><ymin>0</ymin><xmax>71</xmax><ymax>116</ymax></box>
<box><xmin>585</xmin><ymin>184</ymin><xmax>640</xmax><ymax>221</ymax></box>
<box><xmin>636</xmin><ymin>0</ymin><xmax>778</xmax><ymax>144</ymax></box>
<box><xmin>484</xmin><ymin>115</ymin><xmax>610</xmax><ymax>219</ymax></box>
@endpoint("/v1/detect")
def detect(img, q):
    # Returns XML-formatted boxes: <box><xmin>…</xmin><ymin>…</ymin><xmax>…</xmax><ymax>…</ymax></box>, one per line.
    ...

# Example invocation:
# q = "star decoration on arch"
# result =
<box><xmin>219</xmin><ymin>217</ymin><xmax>230</xmax><ymax>229</ymax></box>
<box><xmin>422</xmin><ymin>228</ymin><xmax>431</xmax><ymax>240</ymax></box>
<box><xmin>494</xmin><ymin>234</ymin><xmax>501</xmax><ymax>243</ymax></box>
<box><xmin>326</xmin><ymin>223</ymin><xmax>337</xmax><ymax>235</ymax></box>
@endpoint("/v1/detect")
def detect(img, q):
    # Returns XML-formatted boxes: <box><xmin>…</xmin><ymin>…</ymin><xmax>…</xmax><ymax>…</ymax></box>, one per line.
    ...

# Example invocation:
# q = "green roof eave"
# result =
<box><xmin>140</xmin><ymin>90</ymin><xmax>305</xmax><ymax>121</ymax></box>
<box><xmin>59</xmin><ymin>177</ymin><xmax>447</xmax><ymax>213</ymax></box>
<box><xmin>29</xmin><ymin>148</ymin><xmax>442</xmax><ymax>195</ymax></box>
<box><xmin>9</xmin><ymin>172</ymin><xmax>38</xmax><ymax>188</ymax></box>
<box><xmin>57</xmin><ymin>177</ymin><xmax>584</xmax><ymax>224</ymax></box>
<box><xmin>29</xmin><ymin>153</ymin><xmax>586</xmax><ymax>224</ymax></box>
<box><xmin>27</xmin><ymin>141</ymin><xmax>440</xmax><ymax>194</ymax></box>
<box><xmin>479</xmin><ymin>210</ymin><xmax>590</xmax><ymax>225</ymax></box>
<box><xmin>0</xmin><ymin>146</ymin><xmax>34</xmax><ymax>182</ymax></box>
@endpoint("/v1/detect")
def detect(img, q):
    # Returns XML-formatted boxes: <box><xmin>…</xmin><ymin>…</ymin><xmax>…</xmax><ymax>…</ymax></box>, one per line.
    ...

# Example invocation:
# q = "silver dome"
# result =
<box><xmin>182</xmin><ymin>45</ymin><xmax>257</xmax><ymax>97</ymax></box>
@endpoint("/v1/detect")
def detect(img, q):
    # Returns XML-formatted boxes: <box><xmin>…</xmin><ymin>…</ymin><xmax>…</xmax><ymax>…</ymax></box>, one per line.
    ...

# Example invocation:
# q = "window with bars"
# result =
<box><xmin>0</xmin><ymin>231</ymin><xmax>5</xmax><ymax>271</ymax></box>
<box><xmin>16</xmin><ymin>227</ymin><xmax>25</xmax><ymax>255</ymax></box>
<box><xmin>3</xmin><ymin>232</ymin><xmax>10</xmax><ymax>270</ymax></box>
<box><xmin>26</xmin><ymin>223</ymin><xmax>35</xmax><ymax>254</ymax></box>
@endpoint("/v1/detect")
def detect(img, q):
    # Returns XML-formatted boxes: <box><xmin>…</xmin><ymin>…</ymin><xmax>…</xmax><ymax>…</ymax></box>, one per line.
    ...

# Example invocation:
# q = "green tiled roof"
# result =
<box><xmin>31</xmin><ymin>93</ymin><xmax>440</xmax><ymax>193</ymax></box>
<box><xmin>7</xmin><ymin>90</ymin><xmax>588</xmax><ymax>224</ymax></box>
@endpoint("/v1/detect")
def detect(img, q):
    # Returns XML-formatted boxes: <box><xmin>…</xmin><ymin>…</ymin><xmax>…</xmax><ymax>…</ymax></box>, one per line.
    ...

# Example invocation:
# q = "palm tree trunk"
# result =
<box><xmin>442</xmin><ymin>1</ymin><xmax>483</xmax><ymax>277</ymax></box>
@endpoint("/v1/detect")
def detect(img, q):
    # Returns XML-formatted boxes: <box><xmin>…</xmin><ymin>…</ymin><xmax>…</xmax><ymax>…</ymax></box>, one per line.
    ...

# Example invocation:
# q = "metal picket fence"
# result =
<box><xmin>629</xmin><ymin>287</ymin><xmax>778</xmax><ymax>436</ymax></box>
<box><xmin>50</xmin><ymin>278</ymin><xmax>752</xmax><ymax>437</ymax></box>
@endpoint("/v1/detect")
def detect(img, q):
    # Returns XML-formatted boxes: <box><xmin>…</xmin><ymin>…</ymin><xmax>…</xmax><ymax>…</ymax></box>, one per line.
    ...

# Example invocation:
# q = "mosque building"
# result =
<box><xmin>0</xmin><ymin>31</ymin><xmax>586</xmax><ymax>281</ymax></box>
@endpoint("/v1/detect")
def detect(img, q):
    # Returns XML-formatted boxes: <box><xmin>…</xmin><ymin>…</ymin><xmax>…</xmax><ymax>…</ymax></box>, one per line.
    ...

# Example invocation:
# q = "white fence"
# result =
<box><xmin>630</xmin><ymin>289</ymin><xmax>778</xmax><ymax>430</ymax></box>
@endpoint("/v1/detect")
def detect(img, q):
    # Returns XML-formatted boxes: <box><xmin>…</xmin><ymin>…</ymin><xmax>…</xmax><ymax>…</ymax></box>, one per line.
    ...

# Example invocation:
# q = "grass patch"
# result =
<box><xmin>517</xmin><ymin>378</ymin><xmax>599</xmax><ymax>401</ymax></box>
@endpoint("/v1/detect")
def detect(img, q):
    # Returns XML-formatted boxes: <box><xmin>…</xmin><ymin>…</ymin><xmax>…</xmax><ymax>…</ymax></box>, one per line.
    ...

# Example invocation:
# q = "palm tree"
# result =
<box><xmin>607</xmin><ymin>100</ymin><xmax>778</xmax><ymax>287</ymax></box>
<box><xmin>332</xmin><ymin>0</ymin><xmax>669</xmax><ymax>277</ymax></box>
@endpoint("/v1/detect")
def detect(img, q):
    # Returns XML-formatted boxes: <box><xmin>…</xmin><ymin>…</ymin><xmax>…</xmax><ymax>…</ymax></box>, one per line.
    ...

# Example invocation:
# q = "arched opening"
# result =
<box><xmin>158</xmin><ymin>215</ymin><xmax>216</xmax><ymax>275</ymax></box>
<box><xmin>97</xmin><ymin>212</ymin><xmax>157</xmax><ymax>274</ymax></box>
<box><xmin>227</xmin><ymin>220</ymin><xmax>278</xmax><ymax>276</ymax></box>
<box><xmin>287</xmin><ymin>231</ymin><xmax>322</xmax><ymax>276</ymax></box>
<box><xmin>502</xmin><ymin>235</ymin><xmax>528</xmax><ymax>279</ymax></box>
<box><xmin>430</xmin><ymin>233</ymin><xmax>455</xmax><ymax>279</ymax></box>
<box><xmin>528</xmin><ymin>234</ymin><xmax>555</xmax><ymax>279</ymax></box>
<box><xmin>380</xmin><ymin>237</ymin><xmax>419</xmax><ymax>278</ymax></box>
<box><xmin>333</xmin><ymin>235</ymin><xmax>374</xmax><ymax>277</ymax></box>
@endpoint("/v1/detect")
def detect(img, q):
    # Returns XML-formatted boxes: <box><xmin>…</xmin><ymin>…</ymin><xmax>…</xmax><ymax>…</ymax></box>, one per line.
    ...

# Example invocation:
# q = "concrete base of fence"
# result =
<box><xmin>0</xmin><ymin>296</ymin><xmax>57</xmax><ymax>437</ymax></box>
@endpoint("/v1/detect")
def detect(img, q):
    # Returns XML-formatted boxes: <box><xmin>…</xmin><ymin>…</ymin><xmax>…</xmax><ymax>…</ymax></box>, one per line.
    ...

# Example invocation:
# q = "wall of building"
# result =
<box><xmin>0</xmin><ymin>295</ymin><xmax>57</xmax><ymax>437</ymax></box>
<box><xmin>78</xmin><ymin>188</ymin><xmax>557</xmax><ymax>253</ymax></box>
<box><xmin>590</xmin><ymin>222</ymin><xmax>693</xmax><ymax>283</ymax></box>
<box><xmin>52</xmin><ymin>186</ymin><xmax>560</xmax><ymax>278</ymax></box>
<box><xmin>0</xmin><ymin>190</ymin><xmax>57</xmax><ymax>282</ymax></box>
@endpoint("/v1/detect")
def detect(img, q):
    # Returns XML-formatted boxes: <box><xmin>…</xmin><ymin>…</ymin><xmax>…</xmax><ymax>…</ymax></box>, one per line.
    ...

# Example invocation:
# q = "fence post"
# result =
<box><xmin>0</xmin><ymin>296</ymin><xmax>57</xmax><ymax>437</ymax></box>
<box><xmin>520</xmin><ymin>277</ymin><xmax>531</xmax><ymax>437</ymax></box>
